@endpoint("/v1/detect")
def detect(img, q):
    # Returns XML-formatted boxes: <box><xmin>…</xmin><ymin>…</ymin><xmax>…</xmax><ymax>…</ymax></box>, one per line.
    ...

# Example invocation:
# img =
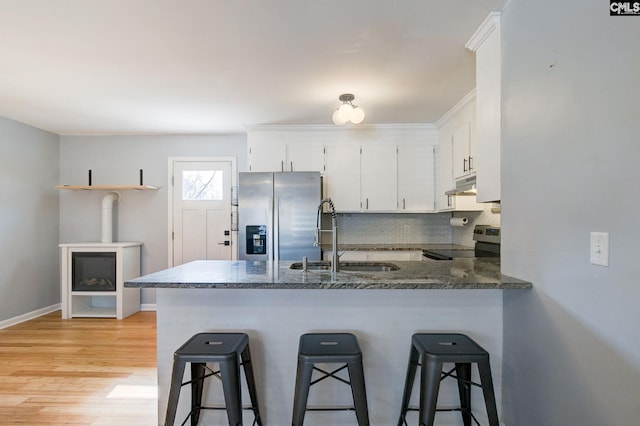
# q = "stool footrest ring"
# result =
<box><xmin>306</xmin><ymin>406</ymin><xmax>356</xmax><ymax>412</ymax></box>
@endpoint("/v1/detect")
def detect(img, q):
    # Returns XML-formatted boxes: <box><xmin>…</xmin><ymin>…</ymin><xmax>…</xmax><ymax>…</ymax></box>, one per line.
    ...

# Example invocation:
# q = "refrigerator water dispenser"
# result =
<box><xmin>246</xmin><ymin>225</ymin><xmax>267</xmax><ymax>255</ymax></box>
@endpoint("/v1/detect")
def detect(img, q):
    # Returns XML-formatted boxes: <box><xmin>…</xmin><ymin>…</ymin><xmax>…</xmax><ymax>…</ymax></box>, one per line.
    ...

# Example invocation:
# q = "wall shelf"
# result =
<box><xmin>55</xmin><ymin>185</ymin><xmax>158</xmax><ymax>190</ymax></box>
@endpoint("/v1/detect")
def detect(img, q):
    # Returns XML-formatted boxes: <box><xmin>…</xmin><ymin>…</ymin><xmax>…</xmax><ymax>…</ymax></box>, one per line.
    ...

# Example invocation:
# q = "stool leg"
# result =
<box><xmin>455</xmin><ymin>363</ymin><xmax>472</xmax><ymax>426</ymax></box>
<box><xmin>190</xmin><ymin>363</ymin><xmax>206</xmax><ymax>426</ymax></box>
<box><xmin>241</xmin><ymin>345</ymin><xmax>263</xmax><ymax>426</ymax></box>
<box><xmin>419</xmin><ymin>357</ymin><xmax>442</xmax><ymax>426</ymax></box>
<box><xmin>291</xmin><ymin>359</ymin><xmax>314</xmax><ymax>426</ymax></box>
<box><xmin>397</xmin><ymin>345</ymin><xmax>420</xmax><ymax>426</ymax></box>
<box><xmin>220</xmin><ymin>355</ymin><xmax>243</xmax><ymax>426</ymax></box>
<box><xmin>477</xmin><ymin>360</ymin><xmax>499</xmax><ymax>426</ymax></box>
<box><xmin>165</xmin><ymin>357</ymin><xmax>186</xmax><ymax>426</ymax></box>
<box><xmin>347</xmin><ymin>361</ymin><xmax>370</xmax><ymax>426</ymax></box>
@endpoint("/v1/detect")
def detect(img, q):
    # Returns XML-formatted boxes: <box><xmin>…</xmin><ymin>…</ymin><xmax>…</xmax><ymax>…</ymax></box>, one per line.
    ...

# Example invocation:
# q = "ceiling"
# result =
<box><xmin>0</xmin><ymin>1</ymin><xmax>507</xmax><ymax>135</ymax></box>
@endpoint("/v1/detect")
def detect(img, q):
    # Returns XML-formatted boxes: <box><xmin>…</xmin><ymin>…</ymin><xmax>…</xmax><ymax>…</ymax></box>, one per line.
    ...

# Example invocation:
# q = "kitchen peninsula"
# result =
<box><xmin>127</xmin><ymin>259</ymin><xmax>530</xmax><ymax>425</ymax></box>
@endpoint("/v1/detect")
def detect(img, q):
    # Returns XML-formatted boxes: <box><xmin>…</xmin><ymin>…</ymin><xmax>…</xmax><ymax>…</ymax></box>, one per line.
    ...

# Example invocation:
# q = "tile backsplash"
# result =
<box><xmin>329</xmin><ymin>213</ymin><xmax>452</xmax><ymax>245</ymax></box>
<box><xmin>323</xmin><ymin>204</ymin><xmax>500</xmax><ymax>246</ymax></box>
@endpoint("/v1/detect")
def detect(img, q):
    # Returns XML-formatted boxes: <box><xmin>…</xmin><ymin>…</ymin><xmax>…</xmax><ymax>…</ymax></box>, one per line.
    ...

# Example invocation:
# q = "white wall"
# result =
<box><xmin>59</xmin><ymin>134</ymin><xmax>247</xmax><ymax>305</ymax></box>
<box><xmin>0</xmin><ymin>116</ymin><xmax>59</xmax><ymax>322</ymax></box>
<box><xmin>501</xmin><ymin>1</ymin><xmax>640</xmax><ymax>424</ymax></box>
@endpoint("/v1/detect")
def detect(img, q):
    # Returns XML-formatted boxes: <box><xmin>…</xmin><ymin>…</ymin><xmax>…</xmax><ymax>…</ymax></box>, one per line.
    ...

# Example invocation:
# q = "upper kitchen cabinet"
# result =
<box><xmin>436</xmin><ymin>92</ymin><xmax>484</xmax><ymax>212</ymax></box>
<box><xmin>248</xmin><ymin>125</ymin><xmax>437</xmax><ymax>213</ymax></box>
<box><xmin>324</xmin><ymin>144</ymin><xmax>361</xmax><ymax>211</ymax></box>
<box><xmin>435</xmin><ymin>136</ymin><xmax>454</xmax><ymax>211</ymax></box>
<box><xmin>466</xmin><ymin>12</ymin><xmax>501</xmax><ymax>202</ymax></box>
<box><xmin>328</xmin><ymin>142</ymin><xmax>434</xmax><ymax>213</ymax></box>
<box><xmin>247</xmin><ymin>127</ymin><xmax>325</xmax><ymax>173</ymax></box>
<box><xmin>287</xmin><ymin>143</ymin><xmax>325</xmax><ymax>172</ymax></box>
<box><xmin>247</xmin><ymin>139</ymin><xmax>287</xmax><ymax>172</ymax></box>
<box><xmin>398</xmin><ymin>144</ymin><xmax>435</xmax><ymax>211</ymax></box>
<box><xmin>360</xmin><ymin>145</ymin><xmax>397</xmax><ymax>211</ymax></box>
<box><xmin>452</xmin><ymin>119</ymin><xmax>476</xmax><ymax>180</ymax></box>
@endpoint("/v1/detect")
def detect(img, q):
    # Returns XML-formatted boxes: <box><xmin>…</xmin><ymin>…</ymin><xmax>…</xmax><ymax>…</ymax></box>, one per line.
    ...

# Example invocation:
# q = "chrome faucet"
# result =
<box><xmin>315</xmin><ymin>198</ymin><xmax>339</xmax><ymax>273</ymax></box>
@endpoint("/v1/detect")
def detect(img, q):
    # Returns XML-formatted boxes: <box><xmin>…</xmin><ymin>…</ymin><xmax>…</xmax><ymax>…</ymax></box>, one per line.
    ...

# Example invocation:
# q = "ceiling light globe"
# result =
<box><xmin>332</xmin><ymin>109</ymin><xmax>347</xmax><ymax>125</ymax></box>
<box><xmin>350</xmin><ymin>107</ymin><xmax>365</xmax><ymax>124</ymax></box>
<box><xmin>337</xmin><ymin>103</ymin><xmax>353</xmax><ymax>122</ymax></box>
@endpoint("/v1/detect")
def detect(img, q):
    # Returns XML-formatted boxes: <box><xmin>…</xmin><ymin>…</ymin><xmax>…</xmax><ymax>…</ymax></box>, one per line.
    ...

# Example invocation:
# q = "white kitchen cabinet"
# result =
<box><xmin>436</xmin><ymin>91</ymin><xmax>485</xmax><ymax>211</ymax></box>
<box><xmin>248</xmin><ymin>125</ymin><xmax>438</xmax><ymax>213</ymax></box>
<box><xmin>398</xmin><ymin>144</ymin><xmax>435</xmax><ymax>211</ymax></box>
<box><xmin>436</xmin><ymin>133</ymin><xmax>455</xmax><ymax>211</ymax></box>
<box><xmin>360</xmin><ymin>145</ymin><xmax>398</xmax><ymax>211</ymax></box>
<box><xmin>329</xmin><ymin>142</ymin><xmax>437</xmax><ymax>213</ymax></box>
<box><xmin>324</xmin><ymin>144</ymin><xmax>361</xmax><ymax>211</ymax></box>
<box><xmin>467</xmin><ymin>13</ymin><xmax>501</xmax><ymax>202</ymax></box>
<box><xmin>248</xmin><ymin>142</ymin><xmax>325</xmax><ymax>173</ymax></box>
<box><xmin>452</xmin><ymin>120</ymin><xmax>476</xmax><ymax>180</ymax></box>
<box><xmin>287</xmin><ymin>143</ymin><xmax>325</xmax><ymax>173</ymax></box>
<box><xmin>248</xmin><ymin>141</ymin><xmax>287</xmax><ymax>172</ymax></box>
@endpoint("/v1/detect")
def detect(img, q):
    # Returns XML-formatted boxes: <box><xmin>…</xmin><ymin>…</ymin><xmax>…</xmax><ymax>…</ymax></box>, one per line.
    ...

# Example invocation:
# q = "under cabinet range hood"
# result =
<box><xmin>446</xmin><ymin>175</ymin><xmax>477</xmax><ymax>196</ymax></box>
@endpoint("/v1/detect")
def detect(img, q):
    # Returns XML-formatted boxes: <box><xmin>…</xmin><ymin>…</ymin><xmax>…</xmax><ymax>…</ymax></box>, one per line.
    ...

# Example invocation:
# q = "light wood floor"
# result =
<box><xmin>0</xmin><ymin>311</ymin><xmax>157</xmax><ymax>425</ymax></box>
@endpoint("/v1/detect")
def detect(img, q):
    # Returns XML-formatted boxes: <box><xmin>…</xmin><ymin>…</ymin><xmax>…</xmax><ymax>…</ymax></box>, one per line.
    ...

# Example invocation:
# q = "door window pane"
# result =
<box><xmin>182</xmin><ymin>170</ymin><xmax>223</xmax><ymax>200</ymax></box>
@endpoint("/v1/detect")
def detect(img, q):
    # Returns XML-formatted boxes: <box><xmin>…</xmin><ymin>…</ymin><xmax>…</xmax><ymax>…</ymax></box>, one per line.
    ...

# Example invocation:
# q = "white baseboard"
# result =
<box><xmin>0</xmin><ymin>303</ymin><xmax>61</xmax><ymax>329</ymax></box>
<box><xmin>141</xmin><ymin>303</ymin><xmax>157</xmax><ymax>312</ymax></box>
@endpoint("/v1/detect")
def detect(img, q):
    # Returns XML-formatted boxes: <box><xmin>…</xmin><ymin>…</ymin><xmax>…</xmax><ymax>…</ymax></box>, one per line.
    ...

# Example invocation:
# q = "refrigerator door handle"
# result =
<box><xmin>268</xmin><ymin>196</ymin><xmax>275</xmax><ymax>262</ymax></box>
<box><xmin>273</xmin><ymin>196</ymin><xmax>280</xmax><ymax>263</ymax></box>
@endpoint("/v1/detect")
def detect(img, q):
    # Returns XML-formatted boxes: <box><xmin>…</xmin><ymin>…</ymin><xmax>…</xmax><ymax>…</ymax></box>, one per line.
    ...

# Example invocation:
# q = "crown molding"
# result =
<box><xmin>246</xmin><ymin>123</ymin><xmax>437</xmax><ymax>133</ymax></box>
<box><xmin>465</xmin><ymin>11</ymin><xmax>501</xmax><ymax>52</ymax></box>
<box><xmin>435</xmin><ymin>89</ymin><xmax>476</xmax><ymax>128</ymax></box>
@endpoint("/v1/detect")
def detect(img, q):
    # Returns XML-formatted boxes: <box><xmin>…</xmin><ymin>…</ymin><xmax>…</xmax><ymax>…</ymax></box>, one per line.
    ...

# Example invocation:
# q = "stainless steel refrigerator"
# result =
<box><xmin>238</xmin><ymin>172</ymin><xmax>321</xmax><ymax>261</ymax></box>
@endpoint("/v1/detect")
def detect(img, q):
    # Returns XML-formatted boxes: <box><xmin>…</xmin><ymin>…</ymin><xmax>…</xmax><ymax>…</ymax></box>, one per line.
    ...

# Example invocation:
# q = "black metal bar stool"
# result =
<box><xmin>165</xmin><ymin>332</ymin><xmax>262</xmax><ymax>426</ymax></box>
<box><xmin>397</xmin><ymin>333</ymin><xmax>499</xmax><ymax>426</ymax></box>
<box><xmin>292</xmin><ymin>333</ymin><xmax>370</xmax><ymax>426</ymax></box>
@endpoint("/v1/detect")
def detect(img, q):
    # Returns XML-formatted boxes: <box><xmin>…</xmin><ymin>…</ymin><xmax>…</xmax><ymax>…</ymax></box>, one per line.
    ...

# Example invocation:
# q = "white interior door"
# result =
<box><xmin>172</xmin><ymin>160</ymin><xmax>233</xmax><ymax>266</ymax></box>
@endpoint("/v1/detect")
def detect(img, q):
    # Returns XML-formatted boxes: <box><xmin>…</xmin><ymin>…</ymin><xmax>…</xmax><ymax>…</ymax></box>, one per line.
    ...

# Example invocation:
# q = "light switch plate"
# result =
<box><xmin>590</xmin><ymin>232</ymin><xmax>609</xmax><ymax>266</ymax></box>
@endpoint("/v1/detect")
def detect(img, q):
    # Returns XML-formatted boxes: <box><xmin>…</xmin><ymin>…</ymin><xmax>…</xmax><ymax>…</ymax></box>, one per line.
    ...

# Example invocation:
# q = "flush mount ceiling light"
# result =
<box><xmin>332</xmin><ymin>94</ymin><xmax>365</xmax><ymax>125</ymax></box>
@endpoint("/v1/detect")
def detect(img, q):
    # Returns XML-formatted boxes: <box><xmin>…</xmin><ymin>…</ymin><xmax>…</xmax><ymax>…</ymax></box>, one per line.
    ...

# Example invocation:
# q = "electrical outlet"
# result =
<box><xmin>590</xmin><ymin>232</ymin><xmax>609</xmax><ymax>266</ymax></box>
<box><xmin>403</xmin><ymin>224</ymin><xmax>411</xmax><ymax>234</ymax></box>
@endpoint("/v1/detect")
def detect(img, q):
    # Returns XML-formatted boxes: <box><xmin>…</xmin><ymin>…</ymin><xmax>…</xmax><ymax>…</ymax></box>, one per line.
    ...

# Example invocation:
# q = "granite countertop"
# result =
<box><xmin>125</xmin><ymin>259</ymin><xmax>531</xmax><ymax>290</ymax></box>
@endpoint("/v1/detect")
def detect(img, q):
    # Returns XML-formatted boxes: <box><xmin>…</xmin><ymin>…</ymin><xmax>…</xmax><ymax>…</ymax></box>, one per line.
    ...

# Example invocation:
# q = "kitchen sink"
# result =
<box><xmin>289</xmin><ymin>261</ymin><xmax>400</xmax><ymax>272</ymax></box>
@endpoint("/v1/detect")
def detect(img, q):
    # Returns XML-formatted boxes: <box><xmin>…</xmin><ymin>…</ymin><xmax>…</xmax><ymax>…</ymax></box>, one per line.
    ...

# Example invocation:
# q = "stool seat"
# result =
<box><xmin>299</xmin><ymin>333</ymin><xmax>363</xmax><ymax>359</ymax></box>
<box><xmin>165</xmin><ymin>332</ymin><xmax>262</xmax><ymax>426</ymax></box>
<box><xmin>176</xmin><ymin>332</ymin><xmax>249</xmax><ymax>360</ymax></box>
<box><xmin>398</xmin><ymin>333</ymin><xmax>499</xmax><ymax>426</ymax></box>
<box><xmin>292</xmin><ymin>333</ymin><xmax>370</xmax><ymax>426</ymax></box>
<box><xmin>412</xmin><ymin>333</ymin><xmax>490</xmax><ymax>360</ymax></box>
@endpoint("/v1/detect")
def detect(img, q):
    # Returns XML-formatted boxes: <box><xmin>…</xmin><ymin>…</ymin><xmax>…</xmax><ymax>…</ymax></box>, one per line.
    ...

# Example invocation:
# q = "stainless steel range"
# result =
<box><xmin>422</xmin><ymin>225</ymin><xmax>500</xmax><ymax>260</ymax></box>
